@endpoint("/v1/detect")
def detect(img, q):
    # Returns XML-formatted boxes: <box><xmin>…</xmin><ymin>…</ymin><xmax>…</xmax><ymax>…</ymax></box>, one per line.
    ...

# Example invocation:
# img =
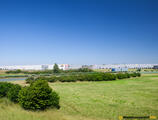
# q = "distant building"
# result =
<box><xmin>0</xmin><ymin>64</ymin><xmax>158</xmax><ymax>70</ymax></box>
<box><xmin>0</xmin><ymin>64</ymin><xmax>70</xmax><ymax>70</ymax></box>
<box><xmin>82</xmin><ymin>65</ymin><xmax>94</xmax><ymax>69</ymax></box>
<box><xmin>58</xmin><ymin>64</ymin><xmax>70</xmax><ymax>70</ymax></box>
<box><xmin>41</xmin><ymin>65</ymin><xmax>49</xmax><ymax>70</ymax></box>
<box><xmin>68</xmin><ymin>64</ymin><xmax>82</xmax><ymax>69</ymax></box>
<box><xmin>112</xmin><ymin>68</ymin><xmax>128</xmax><ymax>72</ymax></box>
<box><xmin>153</xmin><ymin>65</ymin><xmax>158</xmax><ymax>69</ymax></box>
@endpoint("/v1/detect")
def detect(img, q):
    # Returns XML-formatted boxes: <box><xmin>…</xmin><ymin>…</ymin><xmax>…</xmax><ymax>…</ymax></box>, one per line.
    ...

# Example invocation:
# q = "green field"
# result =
<box><xmin>0</xmin><ymin>74</ymin><xmax>158</xmax><ymax>120</ymax></box>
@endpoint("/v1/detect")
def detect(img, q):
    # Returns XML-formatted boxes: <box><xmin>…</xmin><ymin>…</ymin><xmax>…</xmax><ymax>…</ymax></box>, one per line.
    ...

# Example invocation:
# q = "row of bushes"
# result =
<box><xmin>6</xmin><ymin>68</ymin><xmax>93</xmax><ymax>75</ymax></box>
<box><xmin>26</xmin><ymin>72</ymin><xmax>141</xmax><ymax>83</ymax></box>
<box><xmin>0</xmin><ymin>80</ymin><xmax>60</xmax><ymax>111</ymax></box>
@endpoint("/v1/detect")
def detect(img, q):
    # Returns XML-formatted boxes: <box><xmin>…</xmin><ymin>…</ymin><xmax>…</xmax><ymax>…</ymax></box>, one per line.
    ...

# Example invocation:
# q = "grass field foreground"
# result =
<box><xmin>0</xmin><ymin>74</ymin><xmax>158</xmax><ymax>120</ymax></box>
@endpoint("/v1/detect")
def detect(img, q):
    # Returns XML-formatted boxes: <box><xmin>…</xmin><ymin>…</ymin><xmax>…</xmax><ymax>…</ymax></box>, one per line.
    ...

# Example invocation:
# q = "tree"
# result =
<box><xmin>53</xmin><ymin>63</ymin><xmax>60</xmax><ymax>73</ymax></box>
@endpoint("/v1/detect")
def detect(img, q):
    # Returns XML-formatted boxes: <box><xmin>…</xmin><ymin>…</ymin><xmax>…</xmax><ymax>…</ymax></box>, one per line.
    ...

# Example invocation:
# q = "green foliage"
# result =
<box><xmin>53</xmin><ymin>63</ymin><xmax>61</xmax><ymax>73</ymax></box>
<box><xmin>6</xmin><ymin>69</ymin><xmax>22</xmax><ymax>74</ymax></box>
<box><xmin>25</xmin><ymin>72</ymin><xmax>141</xmax><ymax>84</ymax></box>
<box><xmin>26</xmin><ymin>77</ymin><xmax>35</xmax><ymax>84</ymax></box>
<box><xmin>18</xmin><ymin>80</ymin><xmax>60</xmax><ymax>110</ymax></box>
<box><xmin>130</xmin><ymin>72</ymin><xmax>141</xmax><ymax>77</ymax></box>
<box><xmin>116</xmin><ymin>73</ymin><xmax>127</xmax><ymax>79</ymax></box>
<box><xmin>47</xmin><ymin>76</ymin><xmax>58</xmax><ymax>82</ymax></box>
<box><xmin>0</xmin><ymin>82</ymin><xmax>14</xmax><ymax>97</ymax></box>
<box><xmin>58</xmin><ymin>76</ymin><xmax>77</xmax><ymax>82</ymax></box>
<box><xmin>7</xmin><ymin>84</ymin><xmax>22</xmax><ymax>103</ymax></box>
<box><xmin>47</xmin><ymin>73</ymin><xmax>117</xmax><ymax>82</ymax></box>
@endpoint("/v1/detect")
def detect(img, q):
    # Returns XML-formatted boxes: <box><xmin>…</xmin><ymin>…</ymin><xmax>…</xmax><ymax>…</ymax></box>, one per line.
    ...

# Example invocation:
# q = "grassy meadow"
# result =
<box><xmin>0</xmin><ymin>74</ymin><xmax>158</xmax><ymax>120</ymax></box>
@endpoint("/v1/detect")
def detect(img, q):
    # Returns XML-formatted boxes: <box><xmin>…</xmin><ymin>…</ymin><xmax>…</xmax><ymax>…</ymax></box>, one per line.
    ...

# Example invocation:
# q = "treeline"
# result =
<box><xmin>6</xmin><ymin>68</ymin><xmax>93</xmax><ymax>74</ymax></box>
<box><xmin>0</xmin><ymin>80</ymin><xmax>60</xmax><ymax>111</ymax></box>
<box><xmin>26</xmin><ymin>72</ymin><xmax>141</xmax><ymax>84</ymax></box>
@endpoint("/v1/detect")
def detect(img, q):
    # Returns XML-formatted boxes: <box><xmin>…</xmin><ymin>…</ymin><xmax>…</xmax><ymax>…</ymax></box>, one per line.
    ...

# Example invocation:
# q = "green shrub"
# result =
<box><xmin>116</xmin><ymin>73</ymin><xmax>129</xmax><ymax>79</ymax></box>
<box><xmin>59</xmin><ymin>76</ymin><xmax>77</xmax><ymax>82</ymax></box>
<box><xmin>35</xmin><ymin>76</ymin><xmax>47</xmax><ymax>81</ymax></box>
<box><xmin>103</xmin><ymin>73</ymin><xmax>116</xmax><ymax>81</ymax></box>
<box><xmin>136</xmin><ymin>72</ymin><xmax>141</xmax><ymax>77</ymax></box>
<box><xmin>6</xmin><ymin>69</ymin><xmax>22</xmax><ymax>74</ymax></box>
<box><xmin>18</xmin><ymin>80</ymin><xmax>60</xmax><ymax>110</ymax></box>
<box><xmin>0</xmin><ymin>82</ymin><xmax>14</xmax><ymax>97</ymax></box>
<box><xmin>7</xmin><ymin>84</ymin><xmax>22</xmax><ymax>103</ymax></box>
<box><xmin>26</xmin><ymin>77</ymin><xmax>35</xmax><ymax>84</ymax></box>
<box><xmin>130</xmin><ymin>72</ymin><xmax>137</xmax><ymax>77</ymax></box>
<box><xmin>47</xmin><ymin>76</ymin><xmax>58</xmax><ymax>82</ymax></box>
<box><xmin>125</xmin><ymin>73</ymin><xmax>131</xmax><ymax>78</ymax></box>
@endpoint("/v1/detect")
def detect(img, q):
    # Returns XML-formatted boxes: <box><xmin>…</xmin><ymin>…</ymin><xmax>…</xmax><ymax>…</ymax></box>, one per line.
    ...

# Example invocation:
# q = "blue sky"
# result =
<box><xmin>0</xmin><ymin>0</ymin><xmax>158</xmax><ymax>65</ymax></box>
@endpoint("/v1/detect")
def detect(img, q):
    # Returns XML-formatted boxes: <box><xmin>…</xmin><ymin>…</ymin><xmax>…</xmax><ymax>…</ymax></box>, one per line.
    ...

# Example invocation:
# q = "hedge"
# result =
<box><xmin>26</xmin><ymin>72</ymin><xmax>141</xmax><ymax>83</ymax></box>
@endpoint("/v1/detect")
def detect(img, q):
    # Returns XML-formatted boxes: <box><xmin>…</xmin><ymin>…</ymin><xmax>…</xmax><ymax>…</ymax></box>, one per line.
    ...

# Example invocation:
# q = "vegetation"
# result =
<box><xmin>25</xmin><ymin>76</ymin><xmax>35</xmax><ymax>84</ymax></box>
<box><xmin>26</xmin><ymin>72</ymin><xmax>141</xmax><ymax>84</ymax></box>
<box><xmin>53</xmin><ymin>63</ymin><xmax>61</xmax><ymax>73</ymax></box>
<box><xmin>6</xmin><ymin>69</ymin><xmax>22</xmax><ymax>74</ymax></box>
<box><xmin>0</xmin><ymin>80</ymin><xmax>60</xmax><ymax>111</ymax></box>
<box><xmin>0</xmin><ymin>82</ymin><xmax>22</xmax><ymax>103</ymax></box>
<box><xmin>4</xmin><ymin>68</ymin><xmax>93</xmax><ymax>75</ymax></box>
<box><xmin>18</xmin><ymin>80</ymin><xmax>60</xmax><ymax>110</ymax></box>
<box><xmin>0</xmin><ymin>74</ymin><xmax>158</xmax><ymax>120</ymax></box>
<box><xmin>0</xmin><ymin>82</ymin><xmax>14</xmax><ymax>97</ymax></box>
<box><xmin>7</xmin><ymin>84</ymin><xmax>22</xmax><ymax>103</ymax></box>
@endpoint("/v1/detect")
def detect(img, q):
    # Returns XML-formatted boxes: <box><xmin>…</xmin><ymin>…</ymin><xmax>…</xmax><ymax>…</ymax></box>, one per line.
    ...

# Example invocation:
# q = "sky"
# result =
<box><xmin>0</xmin><ymin>0</ymin><xmax>158</xmax><ymax>66</ymax></box>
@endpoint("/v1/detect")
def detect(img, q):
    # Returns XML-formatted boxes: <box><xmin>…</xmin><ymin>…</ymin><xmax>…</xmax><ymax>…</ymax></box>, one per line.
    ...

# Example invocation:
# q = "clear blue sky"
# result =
<box><xmin>0</xmin><ymin>0</ymin><xmax>158</xmax><ymax>66</ymax></box>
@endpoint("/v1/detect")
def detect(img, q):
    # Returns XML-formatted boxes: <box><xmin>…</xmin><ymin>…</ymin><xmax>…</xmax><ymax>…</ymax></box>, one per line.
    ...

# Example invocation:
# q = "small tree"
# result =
<box><xmin>53</xmin><ymin>63</ymin><xmax>60</xmax><ymax>73</ymax></box>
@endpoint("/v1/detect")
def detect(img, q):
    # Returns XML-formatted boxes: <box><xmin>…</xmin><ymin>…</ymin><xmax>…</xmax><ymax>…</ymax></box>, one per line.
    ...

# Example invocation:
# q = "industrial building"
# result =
<box><xmin>153</xmin><ymin>65</ymin><xmax>158</xmax><ymax>69</ymax></box>
<box><xmin>111</xmin><ymin>68</ymin><xmax>128</xmax><ymax>72</ymax></box>
<box><xmin>0</xmin><ymin>64</ymin><xmax>158</xmax><ymax>71</ymax></box>
<box><xmin>0</xmin><ymin>64</ymin><xmax>70</xmax><ymax>70</ymax></box>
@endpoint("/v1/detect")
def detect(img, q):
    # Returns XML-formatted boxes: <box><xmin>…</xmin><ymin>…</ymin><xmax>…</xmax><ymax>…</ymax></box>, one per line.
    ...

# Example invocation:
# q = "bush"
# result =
<box><xmin>116</xmin><ymin>73</ymin><xmax>130</xmax><ymax>79</ymax></box>
<box><xmin>18</xmin><ymin>80</ymin><xmax>60</xmax><ymax>110</ymax></box>
<box><xmin>130</xmin><ymin>72</ymin><xmax>141</xmax><ymax>77</ymax></box>
<box><xmin>136</xmin><ymin>72</ymin><xmax>141</xmax><ymax>77</ymax></box>
<box><xmin>103</xmin><ymin>73</ymin><xmax>117</xmax><ymax>81</ymax></box>
<box><xmin>6</xmin><ymin>69</ymin><xmax>22</xmax><ymax>74</ymax></box>
<box><xmin>26</xmin><ymin>77</ymin><xmax>35</xmax><ymax>84</ymax></box>
<box><xmin>58</xmin><ymin>76</ymin><xmax>77</xmax><ymax>82</ymax></box>
<box><xmin>0</xmin><ymin>82</ymin><xmax>14</xmax><ymax>97</ymax></box>
<box><xmin>7</xmin><ymin>84</ymin><xmax>22</xmax><ymax>103</ymax></box>
<box><xmin>47</xmin><ymin>76</ymin><xmax>58</xmax><ymax>82</ymax></box>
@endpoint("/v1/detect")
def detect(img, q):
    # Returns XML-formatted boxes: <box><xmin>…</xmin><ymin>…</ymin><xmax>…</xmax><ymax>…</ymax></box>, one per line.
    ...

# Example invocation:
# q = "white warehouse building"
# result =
<box><xmin>0</xmin><ymin>64</ymin><xmax>70</xmax><ymax>70</ymax></box>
